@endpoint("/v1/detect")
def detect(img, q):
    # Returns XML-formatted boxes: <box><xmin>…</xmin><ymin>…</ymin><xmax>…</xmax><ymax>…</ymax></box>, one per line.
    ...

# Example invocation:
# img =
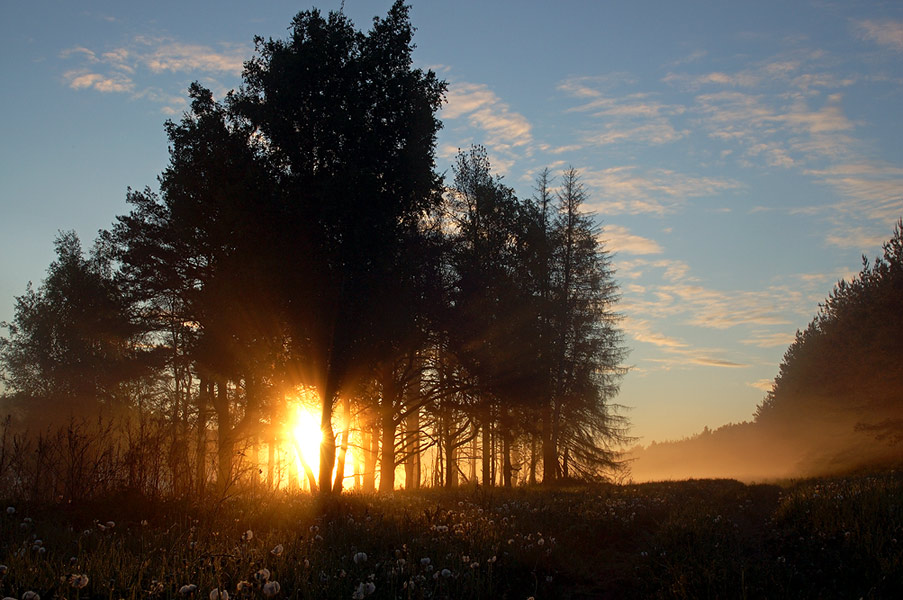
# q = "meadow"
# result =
<box><xmin>1</xmin><ymin>472</ymin><xmax>901</xmax><ymax>600</ymax></box>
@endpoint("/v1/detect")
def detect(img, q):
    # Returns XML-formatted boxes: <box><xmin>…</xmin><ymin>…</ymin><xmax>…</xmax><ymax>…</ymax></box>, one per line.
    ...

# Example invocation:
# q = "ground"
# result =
<box><xmin>1</xmin><ymin>472</ymin><xmax>901</xmax><ymax>599</ymax></box>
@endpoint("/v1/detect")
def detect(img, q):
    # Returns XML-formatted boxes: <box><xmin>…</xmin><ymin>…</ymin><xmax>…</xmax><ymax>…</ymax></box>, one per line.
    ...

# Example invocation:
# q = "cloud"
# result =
<box><xmin>441</xmin><ymin>82</ymin><xmax>533</xmax><ymax>151</ymax></box>
<box><xmin>741</xmin><ymin>330</ymin><xmax>797</xmax><ymax>348</ymax></box>
<box><xmin>854</xmin><ymin>19</ymin><xmax>903</xmax><ymax>51</ymax></box>
<box><xmin>581</xmin><ymin>166</ymin><xmax>741</xmax><ymax>216</ymax></box>
<box><xmin>747</xmin><ymin>379</ymin><xmax>774</xmax><ymax>392</ymax></box>
<box><xmin>624</xmin><ymin>317</ymin><xmax>687</xmax><ymax>349</ymax></box>
<box><xmin>691</xmin><ymin>357</ymin><xmax>747</xmax><ymax>368</ymax></box>
<box><xmin>824</xmin><ymin>226</ymin><xmax>892</xmax><ymax>250</ymax></box>
<box><xmin>602</xmin><ymin>225</ymin><xmax>663</xmax><ymax>255</ymax></box>
<box><xmin>63</xmin><ymin>70</ymin><xmax>134</xmax><ymax>93</ymax></box>
<box><xmin>60</xmin><ymin>36</ymin><xmax>250</xmax><ymax>112</ymax></box>
<box><xmin>559</xmin><ymin>80</ymin><xmax>687</xmax><ymax>147</ymax></box>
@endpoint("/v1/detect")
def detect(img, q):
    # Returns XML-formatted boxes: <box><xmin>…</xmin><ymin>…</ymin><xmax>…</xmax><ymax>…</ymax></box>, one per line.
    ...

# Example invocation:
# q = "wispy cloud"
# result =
<box><xmin>741</xmin><ymin>330</ymin><xmax>797</xmax><ymax>348</ymax></box>
<box><xmin>442</xmin><ymin>82</ymin><xmax>533</xmax><ymax>156</ymax></box>
<box><xmin>747</xmin><ymin>378</ymin><xmax>774</xmax><ymax>392</ymax></box>
<box><xmin>581</xmin><ymin>166</ymin><xmax>741</xmax><ymax>216</ymax></box>
<box><xmin>63</xmin><ymin>70</ymin><xmax>134</xmax><ymax>93</ymax></box>
<box><xmin>559</xmin><ymin>78</ymin><xmax>687</xmax><ymax>147</ymax></box>
<box><xmin>854</xmin><ymin>19</ymin><xmax>903</xmax><ymax>51</ymax></box>
<box><xmin>60</xmin><ymin>37</ymin><xmax>250</xmax><ymax>113</ymax></box>
<box><xmin>602</xmin><ymin>225</ymin><xmax>663</xmax><ymax>255</ymax></box>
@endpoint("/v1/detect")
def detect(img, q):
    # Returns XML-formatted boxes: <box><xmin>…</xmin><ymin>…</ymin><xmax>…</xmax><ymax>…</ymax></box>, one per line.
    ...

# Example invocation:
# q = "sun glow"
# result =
<box><xmin>287</xmin><ymin>398</ymin><xmax>359</xmax><ymax>491</ymax></box>
<box><xmin>291</xmin><ymin>404</ymin><xmax>323</xmax><ymax>481</ymax></box>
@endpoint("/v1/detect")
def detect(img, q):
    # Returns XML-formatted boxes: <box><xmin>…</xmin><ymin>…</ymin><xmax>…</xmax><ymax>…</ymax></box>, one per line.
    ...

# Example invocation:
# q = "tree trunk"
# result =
<box><xmin>502</xmin><ymin>414</ymin><xmax>512</xmax><ymax>488</ymax></box>
<box><xmin>542</xmin><ymin>401</ymin><xmax>557</xmax><ymax>485</ymax></box>
<box><xmin>362</xmin><ymin>422</ymin><xmax>378</xmax><ymax>493</ymax></box>
<box><xmin>195</xmin><ymin>378</ymin><xmax>209</xmax><ymax>498</ymax></box>
<box><xmin>444</xmin><ymin>413</ymin><xmax>458</xmax><ymax>488</ymax></box>
<box><xmin>529</xmin><ymin>434</ymin><xmax>537</xmax><ymax>485</ymax></box>
<box><xmin>404</xmin><ymin>407</ymin><xmax>420</xmax><ymax>490</ymax></box>
<box><xmin>318</xmin><ymin>379</ymin><xmax>337</xmax><ymax>496</ymax></box>
<box><xmin>214</xmin><ymin>380</ymin><xmax>232</xmax><ymax>492</ymax></box>
<box><xmin>332</xmin><ymin>395</ymin><xmax>351</xmax><ymax>493</ymax></box>
<box><xmin>378</xmin><ymin>400</ymin><xmax>396</xmax><ymax>492</ymax></box>
<box><xmin>481</xmin><ymin>413</ymin><xmax>492</xmax><ymax>486</ymax></box>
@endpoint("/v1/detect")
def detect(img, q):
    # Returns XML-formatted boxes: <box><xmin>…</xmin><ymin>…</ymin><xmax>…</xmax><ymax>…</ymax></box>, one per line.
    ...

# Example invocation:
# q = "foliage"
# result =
<box><xmin>0</xmin><ymin>232</ymin><xmax>151</xmax><ymax>417</ymax></box>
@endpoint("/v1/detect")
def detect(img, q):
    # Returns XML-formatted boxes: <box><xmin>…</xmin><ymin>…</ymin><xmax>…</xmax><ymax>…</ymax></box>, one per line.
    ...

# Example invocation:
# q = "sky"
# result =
<box><xmin>1</xmin><ymin>1</ymin><xmax>901</xmax><ymax>445</ymax></box>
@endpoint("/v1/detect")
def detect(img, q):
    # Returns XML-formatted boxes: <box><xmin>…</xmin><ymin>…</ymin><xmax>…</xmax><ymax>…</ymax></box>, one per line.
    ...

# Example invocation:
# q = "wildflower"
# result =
<box><xmin>270</xmin><ymin>544</ymin><xmax>284</xmax><ymax>557</ymax></box>
<box><xmin>69</xmin><ymin>574</ymin><xmax>89</xmax><ymax>589</ymax></box>
<box><xmin>353</xmin><ymin>552</ymin><xmax>367</xmax><ymax>565</ymax></box>
<box><xmin>254</xmin><ymin>568</ymin><xmax>270</xmax><ymax>582</ymax></box>
<box><xmin>242</xmin><ymin>530</ymin><xmax>253</xmax><ymax>542</ymax></box>
<box><xmin>262</xmin><ymin>581</ymin><xmax>280</xmax><ymax>598</ymax></box>
<box><xmin>209</xmin><ymin>589</ymin><xmax>229</xmax><ymax>600</ymax></box>
<box><xmin>179</xmin><ymin>584</ymin><xmax>198</xmax><ymax>596</ymax></box>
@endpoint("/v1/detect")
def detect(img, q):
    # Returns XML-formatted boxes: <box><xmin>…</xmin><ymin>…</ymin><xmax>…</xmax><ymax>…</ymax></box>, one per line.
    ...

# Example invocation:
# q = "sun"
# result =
<box><xmin>291</xmin><ymin>403</ymin><xmax>323</xmax><ymax>482</ymax></box>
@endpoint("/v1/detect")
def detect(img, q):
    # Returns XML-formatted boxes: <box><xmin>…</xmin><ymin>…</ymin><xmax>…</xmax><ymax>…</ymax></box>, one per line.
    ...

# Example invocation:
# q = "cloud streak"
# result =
<box><xmin>60</xmin><ymin>37</ymin><xmax>250</xmax><ymax>113</ymax></box>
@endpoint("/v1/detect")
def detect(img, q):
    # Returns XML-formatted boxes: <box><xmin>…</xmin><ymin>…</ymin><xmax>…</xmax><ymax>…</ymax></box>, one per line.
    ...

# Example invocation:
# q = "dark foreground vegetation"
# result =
<box><xmin>1</xmin><ymin>472</ymin><xmax>901</xmax><ymax>600</ymax></box>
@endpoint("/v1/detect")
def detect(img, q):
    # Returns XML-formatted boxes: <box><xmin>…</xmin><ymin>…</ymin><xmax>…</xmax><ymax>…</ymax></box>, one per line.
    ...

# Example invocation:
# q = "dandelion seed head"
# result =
<box><xmin>270</xmin><ymin>544</ymin><xmax>284</xmax><ymax>556</ymax></box>
<box><xmin>262</xmin><ymin>581</ymin><xmax>280</xmax><ymax>597</ymax></box>
<box><xmin>353</xmin><ymin>552</ymin><xmax>367</xmax><ymax>565</ymax></box>
<box><xmin>178</xmin><ymin>584</ymin><xmax>198</xmax><ymax>596</ymax></box>
<box><xmin>254</xmin><ymin>568</ymin><xmax>270</xmax><ymax>582</ymax></box>
<box><xmin>209</xmin><ymin>588</ymin><xmax>229</xmax><ymax>600</ymax></box>
<box><xmin>6</xmin><ymin>507</ymin><xmax>14</xmax><ymax>515</ymax></box>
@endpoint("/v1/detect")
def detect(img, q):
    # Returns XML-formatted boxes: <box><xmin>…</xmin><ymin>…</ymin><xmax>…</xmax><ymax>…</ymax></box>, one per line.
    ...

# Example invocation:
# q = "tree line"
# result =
<box><xmin>0</xmin><ymin>2</ymin><xmax>627</xmax><ymax>501</ymax></box>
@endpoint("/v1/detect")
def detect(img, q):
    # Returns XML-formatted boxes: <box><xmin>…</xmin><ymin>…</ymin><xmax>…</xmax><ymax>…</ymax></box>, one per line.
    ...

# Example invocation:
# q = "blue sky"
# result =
<box><xmin>1</xmin><ymin>1</ymin><xmax>901</xmax><ymax>444</ymax></box>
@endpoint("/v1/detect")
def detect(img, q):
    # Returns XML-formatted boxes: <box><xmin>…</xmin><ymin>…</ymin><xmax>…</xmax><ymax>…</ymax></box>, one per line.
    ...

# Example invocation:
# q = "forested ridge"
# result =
<box><xmin>0</xmin><ymin>2</ymin><xmax>627</xmax><ymax>503</ymax></box>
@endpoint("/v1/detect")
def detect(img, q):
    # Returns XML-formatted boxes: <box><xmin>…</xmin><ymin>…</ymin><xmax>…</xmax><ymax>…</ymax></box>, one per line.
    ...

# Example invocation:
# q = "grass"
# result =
<box><xmin>1</xmin><ymin>472</ymin><xmax>901</xmax><ymax>599</ymax></box>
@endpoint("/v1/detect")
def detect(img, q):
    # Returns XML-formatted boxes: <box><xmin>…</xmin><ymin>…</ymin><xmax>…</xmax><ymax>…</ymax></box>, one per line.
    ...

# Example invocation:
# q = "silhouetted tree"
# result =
<box><xmin>0</xmin><ymin>232</ymin><xmax>149</xmax><ymax>419</ymax></box>
<box><xmin>229</xmin><ymin>1</ymin><xmax>446</xmax><ymax>493</ymax></box>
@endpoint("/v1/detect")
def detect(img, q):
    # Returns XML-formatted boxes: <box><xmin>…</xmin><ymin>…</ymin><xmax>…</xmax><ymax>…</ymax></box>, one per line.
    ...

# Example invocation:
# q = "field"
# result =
<box><xmin>1</xmin><ymin>472</ymin><xmax>901</xmax><ymax>599</ymax></box>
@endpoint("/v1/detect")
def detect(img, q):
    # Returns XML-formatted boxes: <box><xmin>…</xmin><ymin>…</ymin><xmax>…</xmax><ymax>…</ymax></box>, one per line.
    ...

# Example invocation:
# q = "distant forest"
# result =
<box><xmin>631</xmin><ymin>220</ymin><xmax>903</xmax><ymax>481</ymax></box>
<box><xmin>0</xmin><ymin>2</ymin><xmax>628</xmax><ymax>503</ymax></box>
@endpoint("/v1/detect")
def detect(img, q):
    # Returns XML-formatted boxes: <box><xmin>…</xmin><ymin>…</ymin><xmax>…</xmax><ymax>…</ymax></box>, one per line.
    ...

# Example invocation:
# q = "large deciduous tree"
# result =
<box><xmin>228</xmin><ymin>1</ymin><xmax>446</xmax><ymax>492</ymax></box>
